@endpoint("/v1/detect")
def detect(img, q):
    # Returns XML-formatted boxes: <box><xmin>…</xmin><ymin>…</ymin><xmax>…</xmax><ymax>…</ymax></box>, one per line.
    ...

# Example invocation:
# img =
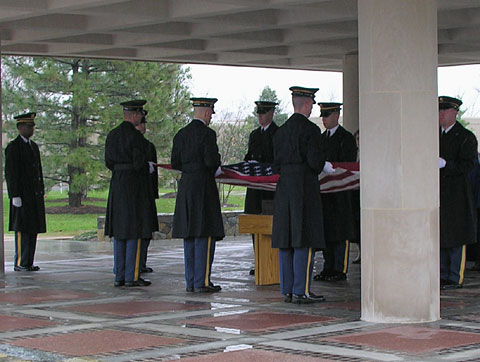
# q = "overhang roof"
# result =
<box><xmin>1</xmin><ymin>0</ymin><xmax>480</xmax><ymax>71</ymax></box>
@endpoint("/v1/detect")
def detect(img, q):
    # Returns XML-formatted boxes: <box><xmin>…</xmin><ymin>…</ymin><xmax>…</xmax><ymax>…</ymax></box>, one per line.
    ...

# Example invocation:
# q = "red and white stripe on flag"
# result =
<box><xmin>158</xmin><ymin>161</ymin><xmax>359</xmax><ymax>193</ymax></box>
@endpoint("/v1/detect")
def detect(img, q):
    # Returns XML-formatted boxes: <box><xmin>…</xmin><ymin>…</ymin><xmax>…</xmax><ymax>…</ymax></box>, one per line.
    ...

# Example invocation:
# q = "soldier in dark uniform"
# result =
<box><xmin>135</xmin><ymin>111</ymin><xmax>159</xmax><ymax>274</ymax></box>
<box><xmin>5</xmin><ymin>112</ymin><xmax>46</xmax><ymax>272</ymax></box>
<box><xmin>171</xmin><ymin>97</ymin><xmax>225</xmax><ymax>293</ymax></box>
<box><xmin>438</xmin><ymin>96</ymin><xmax>478</xmax><ymax>289</ymax></box>
<box><xmin>244</xmin><ymin>101</ymin><xmax>279</xmax><ymax>275</ymax></box>
<box><xmin>105</xmin><ymin>100</ymin><xmax>157</xmax><ymax>287</ymax></box>
<box><xmin>272</xmin><ymin>86</ymin><xmax>326</xmax><ymax>304</ymax></box>
<box><xmin>314</xmin><ymin>102</ymin><xmax>357</xmax><ymax>282</ymax></box>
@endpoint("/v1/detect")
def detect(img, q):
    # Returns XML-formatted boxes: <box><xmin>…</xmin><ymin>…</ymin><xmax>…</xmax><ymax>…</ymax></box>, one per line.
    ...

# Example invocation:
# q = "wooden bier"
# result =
<box><xmin>238</xmin><ymin>214</ymin><xmax>279</xmax><ymax>285</ymax></box>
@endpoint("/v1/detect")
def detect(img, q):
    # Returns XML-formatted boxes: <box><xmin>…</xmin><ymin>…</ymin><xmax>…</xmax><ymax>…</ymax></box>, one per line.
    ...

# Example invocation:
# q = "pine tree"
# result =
<box><xmin>1</xmin><ymin>57</ymin><xmax>191</xmax><ymax>207</ymax></box>
<box><xmin>245</xmin><ymin>85</ymin><xmax>289</xmax><ymax>127</ymax></box>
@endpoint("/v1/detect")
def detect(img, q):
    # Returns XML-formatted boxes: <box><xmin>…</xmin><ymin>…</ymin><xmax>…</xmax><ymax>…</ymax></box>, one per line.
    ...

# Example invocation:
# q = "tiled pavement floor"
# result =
<box><xmin>2</xmin><ymin>236</ymin><xmax>480</xmax><ymax>361</ymax></box>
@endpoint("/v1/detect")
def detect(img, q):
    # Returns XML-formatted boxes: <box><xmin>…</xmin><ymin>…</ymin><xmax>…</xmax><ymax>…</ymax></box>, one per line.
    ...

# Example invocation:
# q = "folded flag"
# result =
<box><xmin>158</xmin><ymin>161</ymin><xmax>359</xmax><ymax>193</ymax></box>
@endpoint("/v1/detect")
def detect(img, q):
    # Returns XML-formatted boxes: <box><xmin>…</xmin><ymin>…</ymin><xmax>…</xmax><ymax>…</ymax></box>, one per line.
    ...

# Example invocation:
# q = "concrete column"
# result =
<box><xmin>342</xmin><ymin>53</ymin><xmax>359</xmax><ymax>134</ymax></box>
<box><xmin>358</xmin><ymin>0</ymin><xmax>439</xmax><ymax>322</ymax></box>
<box><xmin>0</xmin><ymin>40</ymin><xmax>4</xmax><ymax>276</ymax></box>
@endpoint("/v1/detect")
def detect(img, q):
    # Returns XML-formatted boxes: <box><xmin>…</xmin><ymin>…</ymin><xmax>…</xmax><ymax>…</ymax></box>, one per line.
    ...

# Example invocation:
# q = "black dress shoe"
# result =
<box><xmin>194</xmin><ymin>285</ymin><xmax>220</xmax><ymax>293</ymax></box>
<box><xmin>186</xmin><ymin>287</ymin><xmax>194</xmax><ymax>292</ymax></box>
<box><xmin>125</xmin><ymin>278</ymin><xmax>151</xmax><ymax>287</ymax></box>
<box><xmin>313</xmin><ymin>271</ymin><xmax>331</xmax><ymax>281</ymax></box>
<box><xmin>308</xmin><ymin>292</ymin><xmax>326</xmax><ymax>302</ymax></box>
<box><xmin>249</xmin><ymin>269</ymin><xmax>255</xmax><ymax>276</ymax></box>
<box><xmin>114</xmin><ymin>281</ymin><xmax>125</xmax><ymax>287</ymax></box>
<box><xmin>14</xmin><ymin>266</ymin><xmax>29</xmax><ymax>272</ymax></box>
<box><xmin>326</xmin><ymin>273</ymin><xmax>347</xmax><ymax>281</ymax></box>
<box><xmin>209</xmin><ymin>283</ymin><xmax>222</xmax><ymax>291</ymax></box>
<box><xmin>141</xmin><ymin>267</ymin><xmax>153</xmax><ymax>273</ymax></box>
<box><xmin>441</xmin><ymin>280</ymin><xmax>463</xmax><ymax>290</ymax></box>
<box><xmin>29</xmin><ymin>265</ymin><xmax>40</xmax><ymax>271</ymax></box>
<box><xmin>440</xmin><ymin>279</ymin><xmax>449</xmax><ymax>290</ymax></box>
<box><xmin>284</xmin><ymin>293</ymin><xmax>292</xmax><ymax>303</ymax></box>
<box><xmin>292</xmin><ymin>294</ymin><xmax>316</xmax><ymax>304</ymax></box>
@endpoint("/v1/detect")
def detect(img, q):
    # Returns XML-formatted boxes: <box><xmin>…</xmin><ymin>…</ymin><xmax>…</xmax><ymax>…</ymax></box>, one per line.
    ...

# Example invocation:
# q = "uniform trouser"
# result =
<box><xmin>113</xmin><ymin>238</ymin><xmax>141</xmax><ymax>283</ymax></box>
<box><xmin>279</xmin><ymin>248</ymin><xmax>315</xmax><ymax>296</ymax></box>
<box><xmin>140</xmin><ymin>238</ymin><xmax>151</xmax><ymax>269</ymax></box>
<box><xmin>184</xmin><ymin>237</ymin><xmax>215</xmax><ymax>289</ymax></box>
<box><xmin>14</xmin><ymin>232</ymin><xmax>38</xmax><ymax>268</ymax></box>
<box><xmin>441</xmin><ymin>245</ymin><xmax>466</xmax><ymax>285</ymax></box>
<box><xmin>322</xmin><ymin>240</ymin><xmax>350</xmax><ymax>274</ymax></box>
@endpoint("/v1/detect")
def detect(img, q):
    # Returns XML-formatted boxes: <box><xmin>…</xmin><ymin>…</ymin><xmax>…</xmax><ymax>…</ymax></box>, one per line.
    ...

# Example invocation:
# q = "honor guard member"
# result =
<box><xmin>135</xmin><ymin>111</ymin><xmax>159</xmax><ymax>274</ymax></box>
<box><xmin>5</xmin><ymin>112</ymin><xmax>46</xmax><ymax>271</ymax></box>
<box><xmin>105</xmin><ymin>100</ymin><xmax>157</xmax><ymax>287</ymax></box>
<box><xmin>272</xmin><ymin>87</ymin><xmax>326</xmax><ymax>304</ymax></box>
<box><xmin>314</xmin><ymin>103</ymin><xmax>357</xmax><ymax>282</ymax></box>
<box><xmin>244</xmin><ymin>101</ymin><xmax>279</xmax><ymax>275</ymax></box>
<box><xmin>439</xmin><ymin>96</ymin><xmax>478</xmax><ymax>289</ymax></box>
<box><xmin>171</xmin><ymin>97</ymin><xmax>224</xmax><ymax>293</ymax></box>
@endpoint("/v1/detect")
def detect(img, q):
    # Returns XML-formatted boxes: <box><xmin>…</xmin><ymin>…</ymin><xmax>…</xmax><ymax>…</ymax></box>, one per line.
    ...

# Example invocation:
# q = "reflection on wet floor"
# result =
<box><xmin>1</xmin><ymin>236</ymin><xmax>480</xmax><ymax>361</ymax></box>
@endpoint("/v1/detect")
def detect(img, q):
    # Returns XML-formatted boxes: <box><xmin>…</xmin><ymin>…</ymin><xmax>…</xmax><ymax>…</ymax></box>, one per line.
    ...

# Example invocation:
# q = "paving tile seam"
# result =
<box><xmin>5</xmin><ymin>296</ymin><xmax>135</xmax><ymax>309</ymax></box>
<box><xmin>78</xmin><ymin>341</ymin><xmax>212</xmax><ymax>360</ymax></box>
<box><xmin>129</xmin><ymin>323</ymin><xmax>243</xmax><ymax>340</ymax></box>
<box><xmin>99</xmin><ymin>340</ymin><xmax>247</xmax><ymax>362</ymax></box>
<box><xmin>263</xmin><ymin>321</ymin><xmax>377</xmax><ymax>339</ymax></box>
<box><xmin>111</xmin><ymin>306</ymin><xmax>258</xmax><ymax>325</ymax></box>
<box><xmin>12</xmin><ymin>310</ymin><xmax>112</xmax><ymax>323</ymax></box>
<box><xmin>114</xmin><ymin>325</ymin><xmax>216</xmax><ymax>344</ymax></box>
<box><xmin>259</xmin><ymin>340</ymin><xmax>405</xmax><ymax>362</ymax></box>
<box><xmin>0</xmin><ymin>323</ymin><xmax>106</xmax><ymax>340</ymax></box>
<box><xmin>435</xmin><ymin>342</ymin><xmax>480</xmax><ymax>355</ymax></box>
<box><xmin>256</xmin><ymin>344</ymin><xmax>375</xmax><ymax>361</ymax></box>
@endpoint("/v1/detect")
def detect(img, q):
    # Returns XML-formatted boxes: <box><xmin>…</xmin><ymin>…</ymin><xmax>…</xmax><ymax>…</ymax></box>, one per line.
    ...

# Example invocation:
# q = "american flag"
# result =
<box><xmin>158</xmin><ymin>161</ymin><xmax>359</xmax><ymax>193</ymax></box>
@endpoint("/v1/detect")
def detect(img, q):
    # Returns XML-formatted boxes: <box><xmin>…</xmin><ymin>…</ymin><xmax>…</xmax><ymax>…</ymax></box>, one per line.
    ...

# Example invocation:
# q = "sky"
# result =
<box><xmin>186</xmin><ymin>63</ymin><xmax>480</xmax><ymax>119</ymax></box>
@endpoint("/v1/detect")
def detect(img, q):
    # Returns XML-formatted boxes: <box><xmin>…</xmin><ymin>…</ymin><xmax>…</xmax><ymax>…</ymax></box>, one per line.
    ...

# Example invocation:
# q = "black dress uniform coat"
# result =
<box><xmin>440</xmin><ymin>122</ymin><xmax>478</xmax><ymax>248</ymax></box>
<box><xmin>5</xmin><ymin>136</ymin><xmax>46</xmax><ymax>233</ymax></box>
<box><xmin>145</xmin><ymin>138</ymin><xmax>159</xmax><ymax>208</ymax></box>
<box><xmin>272</xmin><ymin>113</ymin><xmax>326</xmax><ymax>249</ymax></box>
<box><xmin>244</xmin><ymin>123</ymin><xmax>278</xmax><ymax>214</ymax></box>
<box><xmin>105</xmin><ymin>121</ymin><xmax>157</xmax><ymax>240</ymax></box>
<box><xmin>171</xmin><ymin>119</ymin><xmax>225</xmax><ymax>240</ymax></box>
<box><xmin>321</xmin><ymin>126</ymin><xmax>357</xmax><ymax>243</ymax></box>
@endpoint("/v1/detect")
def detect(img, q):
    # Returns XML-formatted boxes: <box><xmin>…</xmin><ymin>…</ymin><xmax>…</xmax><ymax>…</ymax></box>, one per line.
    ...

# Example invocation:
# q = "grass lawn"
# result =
<box><xmin>3</xmin><ymin>186</ymin><xmax>246</xmax><ymax>237</ymax></box>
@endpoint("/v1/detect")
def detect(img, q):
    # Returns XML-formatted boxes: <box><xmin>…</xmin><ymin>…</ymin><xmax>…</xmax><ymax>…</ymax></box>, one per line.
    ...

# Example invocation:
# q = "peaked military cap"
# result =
<box><xmin>289</xmin><ymin>86</ymin><xmax>319</xmax><ymax>103</ymax></box>
<box><xmin>14</xmin><ymin>112</ymin><xmax>36</xmax><ymax>124</ymax></box>
<box><xmin>319</xmin><ymin>102</ymin><xmax>342</xmax><ymax>117</ymax></box>
<box><xmin>191</xmin><ymin>97</ymin><xmax>218</xmax><ymax>114</ymax></box>
<box><xmin>255</xmin><ymin>101</ymin><xmax>278</xmax><ymax>114</ymax></box>
<box><xmin>439</xmin><ymin>96</ymin><xmax>462</xmax><ymax>111</ymax></box>
<box><xmin>120</xmin><ymin>99</ymin><xmax>146</xmax><ymax>112</ymax></box>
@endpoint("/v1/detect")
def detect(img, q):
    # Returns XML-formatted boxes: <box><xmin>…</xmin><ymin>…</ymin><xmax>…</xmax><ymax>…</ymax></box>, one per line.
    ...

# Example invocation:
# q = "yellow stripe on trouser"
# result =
<box><xmin>459</xmin><ymin>245</ymin><xmax>466</xmax><ymax>285</ymax></box>
<box><xmin>134</xmin><ymin>239</ymin><xmax>141</xmax><ymax>281</ymax></box>
<box><xmin>205</xmin><ymin>237</ymin><xmax>212</xmax><ymax>287</ymax></box>
<box><xmin>16</xmin><ymin>232</ymin><xmax>22</xmax><ymax>267</ymax></box>
<box><xmin>305</xmin><ymin>248</ymin><xmax>312</xmax><ymax>295</ymax></box>
<box><xmin>343</xmin><ymin>240</ymin><xmax>350</xmax><ymax>274</ymax></box>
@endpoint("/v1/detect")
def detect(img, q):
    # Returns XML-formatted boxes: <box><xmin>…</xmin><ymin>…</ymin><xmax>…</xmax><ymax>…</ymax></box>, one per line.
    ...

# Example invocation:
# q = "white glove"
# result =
<box><xmin>148</xmin><ymin>161</ymin><xmax>155</xmax><ymax>174</ymax></box>
<box><xmin>439</xmin><ymin>157</ymin><xmax>446</xmax><ymax>169</ymax></box>
<box><xmin>12</xmin><ymin>197</ymin><xmax>22</xmax><ymax>207</ymax></box>
<box><xmin>323</xmin><ymin>161</ymin><xmax>335</xmax><ymax>174</ymax></box>
<box><xmin>215</xmin><ymin>166</ymin><xmax>223</xmax><ymax>177</ymax></box>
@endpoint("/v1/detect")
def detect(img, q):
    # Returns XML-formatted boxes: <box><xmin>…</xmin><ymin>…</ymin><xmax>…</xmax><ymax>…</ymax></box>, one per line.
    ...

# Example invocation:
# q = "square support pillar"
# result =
<box><xmin>358</xmin><ymin>0</ymin><xmax>439</xmax><ymax>322</ymax></box>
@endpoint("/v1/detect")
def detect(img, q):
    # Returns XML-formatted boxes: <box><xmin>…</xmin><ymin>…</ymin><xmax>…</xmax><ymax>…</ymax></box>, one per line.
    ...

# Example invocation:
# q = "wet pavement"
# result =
<box><xmin>1</xmin><ymin>236</ymin><xmax>480</xmax><ymax>361</ymax></box>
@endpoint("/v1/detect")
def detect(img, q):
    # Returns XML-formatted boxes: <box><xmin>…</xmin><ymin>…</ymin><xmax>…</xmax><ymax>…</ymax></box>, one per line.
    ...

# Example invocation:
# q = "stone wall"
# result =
<box><xmin>97</xmin><ymin>211</ymin><xmax>244</xmax><ymax>241</ymax></box>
